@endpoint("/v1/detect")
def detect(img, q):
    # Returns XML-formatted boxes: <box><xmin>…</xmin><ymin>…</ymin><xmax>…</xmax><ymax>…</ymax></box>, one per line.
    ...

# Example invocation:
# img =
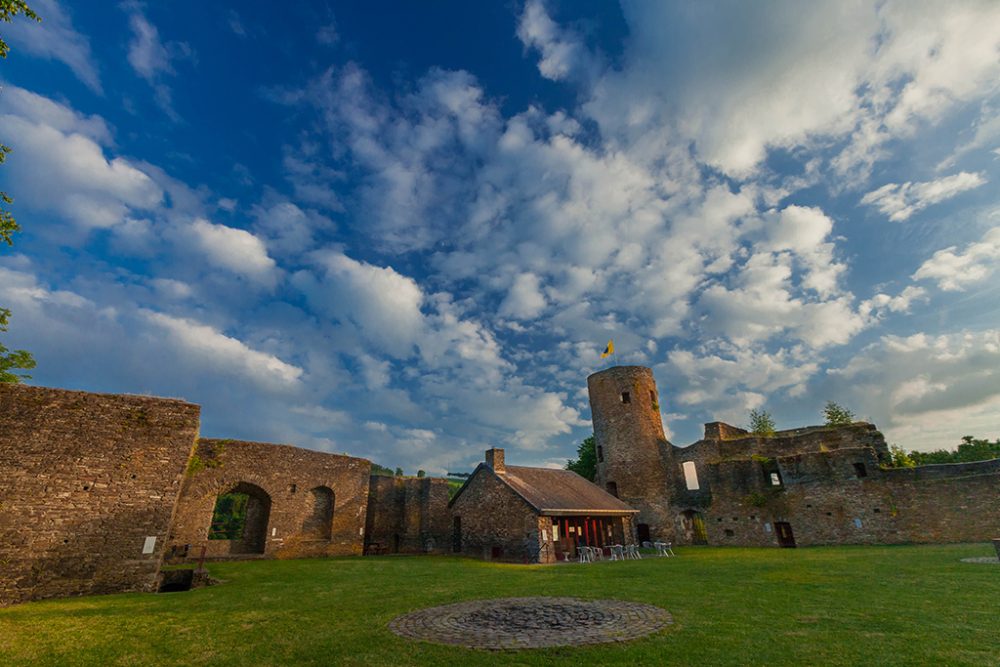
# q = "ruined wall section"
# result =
<box><xmin>588</xmin><ymin>366</ymin><xmax>675</xmax><ymax>540</ymax></box>
<box><xmin>168</xmin><ymin>439</ymin><xmax>371</xmax><ymax>560</ymax></box>
<box><xmin>0</xmin><ymin>385</ymin><xmax>200</xmax><ymax>606</ymax></box>
<box><xmin>364</xmin><ymin>476</ymin><xmax>451</xmax><ymax>554</ymax></box>
<box><xmin>693</xmin><ymin>449</ymin><xmax>1000</xmax><ymax>547</ymax></box>
<box><xmin>449</xmin><ymin>468</ymin><xmax>540</xmax><ymax>562</ymax></box>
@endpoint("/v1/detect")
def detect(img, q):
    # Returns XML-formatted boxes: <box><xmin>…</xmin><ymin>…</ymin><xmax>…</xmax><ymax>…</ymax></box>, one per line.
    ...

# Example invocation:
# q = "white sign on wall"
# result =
<box><xmin>142</xmin><ymin>536</ymin><xmax>157</xmax><ymax>554</ymax></box>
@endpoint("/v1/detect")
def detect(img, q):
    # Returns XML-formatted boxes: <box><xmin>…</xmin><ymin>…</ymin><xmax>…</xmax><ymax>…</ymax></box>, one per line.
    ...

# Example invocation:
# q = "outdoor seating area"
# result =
<box><xmin>571</xmin><ymin>542</ymin><xmax>675</xmax><ymax>563</ymax></box>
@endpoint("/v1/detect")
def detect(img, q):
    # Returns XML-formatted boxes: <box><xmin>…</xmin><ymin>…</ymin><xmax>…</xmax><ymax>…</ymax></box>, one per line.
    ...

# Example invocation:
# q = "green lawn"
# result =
<box><xmin>2</xmin><ymin>544</ymin><xmax>998</xmax><ymax>666</ymax></box>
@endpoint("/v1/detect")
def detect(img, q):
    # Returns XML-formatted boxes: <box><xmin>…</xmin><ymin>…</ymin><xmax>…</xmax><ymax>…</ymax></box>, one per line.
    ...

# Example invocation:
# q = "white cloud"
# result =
<box><xmin>0</xmin><ymin>110</ymin><xmax>161</xmax><ymax>229</ymax></box>
<box><xmin>298</xmin><ymin>251</ymin><xmax>426</xmax><ymax>358</ymax></box>
<box><xmin>188</xmin><ymin>219</ymin><xmax>278</xmax><ymax>286</ymax></box>
<box><xmin>830</xmin><ymin>330</ymin><xmax>1000</xmax><ymax>450</ymax></box>
<box><xmin>516</xmin><ymin>0</ymin><xmax>597</xmax><ymax>83</ymax></box>
<box><xmin>861</xmin><ymin>172</ymin><xmax>987</xmax><ymax>221</ymax></box>
<box><xmin>0</xmin><ymin>84</ymin><xmax>110</xmax><ymax>143</ymax></box>
<box><xmin>499</xmin><ymin>272</ymin><xmax>547</xmax><ymax>320</ymax></box>
<box><xmin>860</xmin><ymin>285</ymin><xmax>928</xmax><ymax>319</ymax></box>
<box><xmin>125</xmin><ymin>7</ymin><xmax>194</xmax><ymax>119</ymax></box>
<box><xmin>912</xmin><ymin>226</ymin><xmax>1000</xmax><ymax>291</ymax></box>
<box><xmin>143</xmin><ymin>311</ymin><xmax>303</xmax><ymax>390</ymax></box>
<box><xmin>3</xmin><ymin>0</ymin><xmax>101</xmax><ymax>93</ymax></box>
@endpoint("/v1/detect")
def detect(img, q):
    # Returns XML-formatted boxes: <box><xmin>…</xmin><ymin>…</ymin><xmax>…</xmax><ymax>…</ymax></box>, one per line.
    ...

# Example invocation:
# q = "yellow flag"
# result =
<box><xmin>600</xmin><ymin>340</ymin><xmax>614</xmax><ymax>359</ymax></box>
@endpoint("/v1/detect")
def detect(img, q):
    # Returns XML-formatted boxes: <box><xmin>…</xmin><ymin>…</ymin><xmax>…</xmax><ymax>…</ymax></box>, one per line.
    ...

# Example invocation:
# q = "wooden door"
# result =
<box><xmin>775</xmin><ymin>521</ymin><xmax>796</xmax><ymax>548</ymax></box>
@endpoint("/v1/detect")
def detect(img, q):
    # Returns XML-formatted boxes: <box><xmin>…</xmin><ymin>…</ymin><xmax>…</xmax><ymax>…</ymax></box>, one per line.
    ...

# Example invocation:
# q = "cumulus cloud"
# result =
<box><xmin>516</xmin><ymin>0</ymin><xmax>598</xmax><ymax>83</ymax></box>
<box><xmin>912</xmin><ymin>226</ymin><xmax>1000</xmax><ymax>291</ymax></box>
<box><xmin>0</xmin><ymin>95</ymin><xmax>161</xmax><ymax>229</ymax></box>
<box><xmin>143</xmin><ymin>311</ymin><xmax>303</xmax><ymax>390</ymax></box>
<box><xmin>829</xmin><ymin>330</ymin><xmax>1000</xmax><ymax>450</ymax></box>
<box><xmin>861</xmin><ymin>172</ymin><xmax>987</xmax><ymax>221</ymax></box>
<box><xmin>3</xmin><ymin>0</ymin><xmax>101</xmax><ymax>93</ymax></box>
<box><xmin>499</xmin><ymin>273</ymin><xmax>547</xmax><ymax>320</ymax></box>
<box><xmin>188</xmin><ymin>219</ymin><xmax>278</xmax><ymax>286</ymax></box>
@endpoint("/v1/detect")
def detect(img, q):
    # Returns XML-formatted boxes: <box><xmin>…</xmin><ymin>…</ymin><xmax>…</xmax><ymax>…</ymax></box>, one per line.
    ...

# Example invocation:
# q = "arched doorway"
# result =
<box><xmin>680</xmin><ymin>509</ymin><xmax>708</xmax><ymax>545</ymax></box>
<box><xmin>301</xmin><ymin>486</ymin><xmax>334</xmax><ymax>540</ymax></box>
<box><xmin>208</xmin><ymin>482</ymin><xmax>271</xmax><ymax>554</ymax></box>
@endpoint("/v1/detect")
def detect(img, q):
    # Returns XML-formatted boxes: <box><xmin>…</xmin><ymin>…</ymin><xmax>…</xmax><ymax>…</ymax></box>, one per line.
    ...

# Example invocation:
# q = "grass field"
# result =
<box><xmin>2</xmin><ymin>543</ymin><xmax>998</xmax><ymax>666</ymax></box>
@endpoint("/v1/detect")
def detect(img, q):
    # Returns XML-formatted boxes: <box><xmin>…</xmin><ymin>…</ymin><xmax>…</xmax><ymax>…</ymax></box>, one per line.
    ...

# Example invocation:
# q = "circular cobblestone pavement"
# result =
<box><xmin>388</xmin><ymin>596</ymin><xmax>672</xmax><ymax>650</ymax></box>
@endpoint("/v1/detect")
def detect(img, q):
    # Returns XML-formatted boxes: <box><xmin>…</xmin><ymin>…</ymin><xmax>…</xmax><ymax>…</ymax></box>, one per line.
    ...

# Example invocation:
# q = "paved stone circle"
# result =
<box><xmin>388</xmin><ymin>596</ymin><xmax>672</xmax><ymax>650</ymax></box>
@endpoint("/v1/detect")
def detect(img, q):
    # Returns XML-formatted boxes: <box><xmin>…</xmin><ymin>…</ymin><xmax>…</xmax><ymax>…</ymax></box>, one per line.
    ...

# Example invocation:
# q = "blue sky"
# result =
<box><xmin>1</xmin><ymin>0</ymin><xmax>999</xmax><ymax>473</ymax></box>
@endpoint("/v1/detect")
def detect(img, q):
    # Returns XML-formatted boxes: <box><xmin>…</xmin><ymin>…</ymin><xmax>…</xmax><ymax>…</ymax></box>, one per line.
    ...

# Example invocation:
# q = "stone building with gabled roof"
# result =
<box><xmin>449</xmin><ymin>448</ymin><xmax>638</xmax><ymax>563</ymax></box>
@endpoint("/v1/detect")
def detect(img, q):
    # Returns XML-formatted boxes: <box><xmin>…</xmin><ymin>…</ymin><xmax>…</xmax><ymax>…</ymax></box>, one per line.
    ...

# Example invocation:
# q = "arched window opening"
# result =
<box><xmin>208</xmin><ymin>482</ymin><xmax>271</xmax><ymax>554</ymax></box>
<box><xmin>302</xmin><ymin>486</ymin><xmax>334</xmax><ymax>540</ymax></box>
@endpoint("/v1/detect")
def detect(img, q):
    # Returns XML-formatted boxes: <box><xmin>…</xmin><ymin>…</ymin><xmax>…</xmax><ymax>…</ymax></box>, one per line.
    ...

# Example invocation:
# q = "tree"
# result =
<box><xmin>394</xmin><ymin>467</ymin><xmax>404</xmax><ymax>477</ymax></box>
<box><xmin>565</xmin><ymin>435</ymin><xmax>597</xmax><ymax>482</ymax></box>
<box><xmin>886</xmin><ymin>437</ymin><xmax>1000</xmax><ymax>467</ymax></box>
<box><xmin>416</xmin><ymin>469</ymin><xmax>426</xmax><ymax>478</ymax></box>
<box><xmin>0</xmin><ymin>1</ymin><xmax>38</xmax><ymax>59</ymax></box>
<box><xmin>887</xmin><ymin>444</ymin><xmax>915</xmax><ymax>468</ymax></box>
<box><xmin>0</xmin><ymin>1</ymin><xmax>38</xmax><ymax>384</ymax></box>
<box><xmin>823</xmin><ymin>401</ymin><xmax>855</xmax><ymax>426</ymax></box>
<box><xmin>748</xmin><ymin>409</ymin><xmax>775</xmax><ymax>436</ymax></box>
<box><xmin>0</xmin><ymin>308</ymin><xmax>34</xmax><ymax>383</ymax></box>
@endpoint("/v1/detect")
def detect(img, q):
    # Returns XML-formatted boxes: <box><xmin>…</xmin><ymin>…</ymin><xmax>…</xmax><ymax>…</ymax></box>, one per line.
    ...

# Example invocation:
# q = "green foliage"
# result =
<box><xmin>370</xmin><ymin>463</ymin><xmax>395</xmax><ymax>477</ymax></box>
<box><xmin>565</xmin><ymin>435</ymin><xmax>597</xmax><ymax>482</ymax></box>
<box><xmin>207</xmin><ymin>493</ymin><xmax>248</xmax><ymax>540</ymax></box>
<box><xmin>744</xmin><ymin>491</ymin><xmax>769</xmax><ymax>508</ymax></box>
<box><xmin>887</xmin><ymin>444</ymin><xmax>915</xmax><ymax>468</ymax></box>
<box><xmin>416</xmin><ymin>469</ymin><xmax>426</xmax><ymax>478</ymax></box>
<box><xmin>0</xmin><ymin>307</ymin><xmax>35</xmax><ymax>383</ymax></box>
<box><xmin>0</xmin><ymin>0</ymin><xmax>38</xmax><ymax>59</ymax></box>
<box><xmin>749</xmin><ymin>454</ymin><xmax>772</xmax><ymax>464</ymax></box>
<box><xmin>883</xmin><ymin>436</ymin><xmax>1000</xmax><ymax>468</ymax></box>
<box><xmin>823</xmin><ymin>401</ymin><xmax>855</xmax><ymax>426</ymax></box>
<box><xmin>748</xmin><ymin>409</ymin><xmax>775</xmax><ymax>436</ymax></box>
<box><xmin>908</xmin><ymin>436</ymin><xmax>1000</xmax><ymax>466</ymax></box>
<box><xmin>0</xmin><ymin>2</ymin><xmax>38</xmax><ymax>384</ymax></box>
<box><xmin>186</xmin><ymin>443</ymin><xmax>225</xmax><ymax>476</ymax></box>
<box><xmin>394</xmin><ymin>467</ymin><xmax>404</xmax><ymax>477</ymax></box>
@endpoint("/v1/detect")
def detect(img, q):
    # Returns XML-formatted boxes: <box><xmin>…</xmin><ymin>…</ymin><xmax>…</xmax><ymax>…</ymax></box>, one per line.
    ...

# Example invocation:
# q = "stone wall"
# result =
<box><xmin>0</xmin><ymin>385</ymin><xmax>200</xmax><ymax>606</ymax></box>
<box><xmin>685</xmin><ymin>449</ymin><xmax>1000</xmax><ymax>547</ymax></box>
<box><xmin>588</xmin><ymin>366</ymin><xmax>674</xmax><ymax>538</ymax></box>
<box><xmin>450</xmin><ymin>468</ymin><xmax>541</xmax><ymax>562</ymax></box>
<box><xmin>167</xmin><ymin>439</ymin><xmax>371</xmax><ymax>561</ymax></box>
<box><xmin>364</xmin><ymin>476</ymin><xmax>451</xmax><ymax>554</ymax></box>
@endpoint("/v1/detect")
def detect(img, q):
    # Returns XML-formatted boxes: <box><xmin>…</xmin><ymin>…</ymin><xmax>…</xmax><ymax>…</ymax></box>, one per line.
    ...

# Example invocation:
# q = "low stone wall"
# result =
<box><xmin>167</xmin><ymin>439</ymin><xmax>371</xmax><ymax>561</ymax></box>
<box><xmin>364</xmin><ymin>476</ymin><xmax>451</xmax><ymax>554</ymax></box>
<box><xmin>0</xmin><ymin>385</ymin><xmax>200</xmax><ymax>605</ymax></box>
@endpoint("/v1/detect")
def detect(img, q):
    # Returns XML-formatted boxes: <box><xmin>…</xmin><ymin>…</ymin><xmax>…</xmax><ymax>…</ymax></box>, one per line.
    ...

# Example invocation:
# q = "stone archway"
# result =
<box><xmin>208</xmin><ymin>481</ymin><xmax>272</xmax><ymax>554</ymax></box>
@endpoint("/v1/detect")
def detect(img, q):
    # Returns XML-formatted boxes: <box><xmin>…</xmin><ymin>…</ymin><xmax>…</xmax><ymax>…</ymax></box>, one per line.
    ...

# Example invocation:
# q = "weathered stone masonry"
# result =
<box><xmin>167</xmin><ymin>439</ymin><xmax>372</xmax><ymax>560</ymax></box>
<box><xmin>589</xmin><ymin>365</ymin><xmax>1000</xmax><ymax>548</ymax></box>
<box><xmin>364</xmin><ymin>476</ymin><xmax>451</xmax><ymax>555</ymax></box>
<box><xmin>0</xmin><ymin>385</ymin><xmax>200</xmax><ymax>606</ymax></box>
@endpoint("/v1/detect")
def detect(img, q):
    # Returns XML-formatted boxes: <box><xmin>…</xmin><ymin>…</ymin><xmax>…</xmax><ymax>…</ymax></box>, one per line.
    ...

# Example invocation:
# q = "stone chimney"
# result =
<box><xmin>485</xmin><ymin>448</ymin><xmax>505</xmax><ymax>474</ymax></box>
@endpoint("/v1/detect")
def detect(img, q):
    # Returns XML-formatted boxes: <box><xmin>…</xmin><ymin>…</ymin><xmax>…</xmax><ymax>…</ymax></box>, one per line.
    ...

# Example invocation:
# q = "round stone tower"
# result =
<box><xmin>588</xmin><ymin>366</ymin><xmax>675</xmax><ymax>541</ymax></box>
